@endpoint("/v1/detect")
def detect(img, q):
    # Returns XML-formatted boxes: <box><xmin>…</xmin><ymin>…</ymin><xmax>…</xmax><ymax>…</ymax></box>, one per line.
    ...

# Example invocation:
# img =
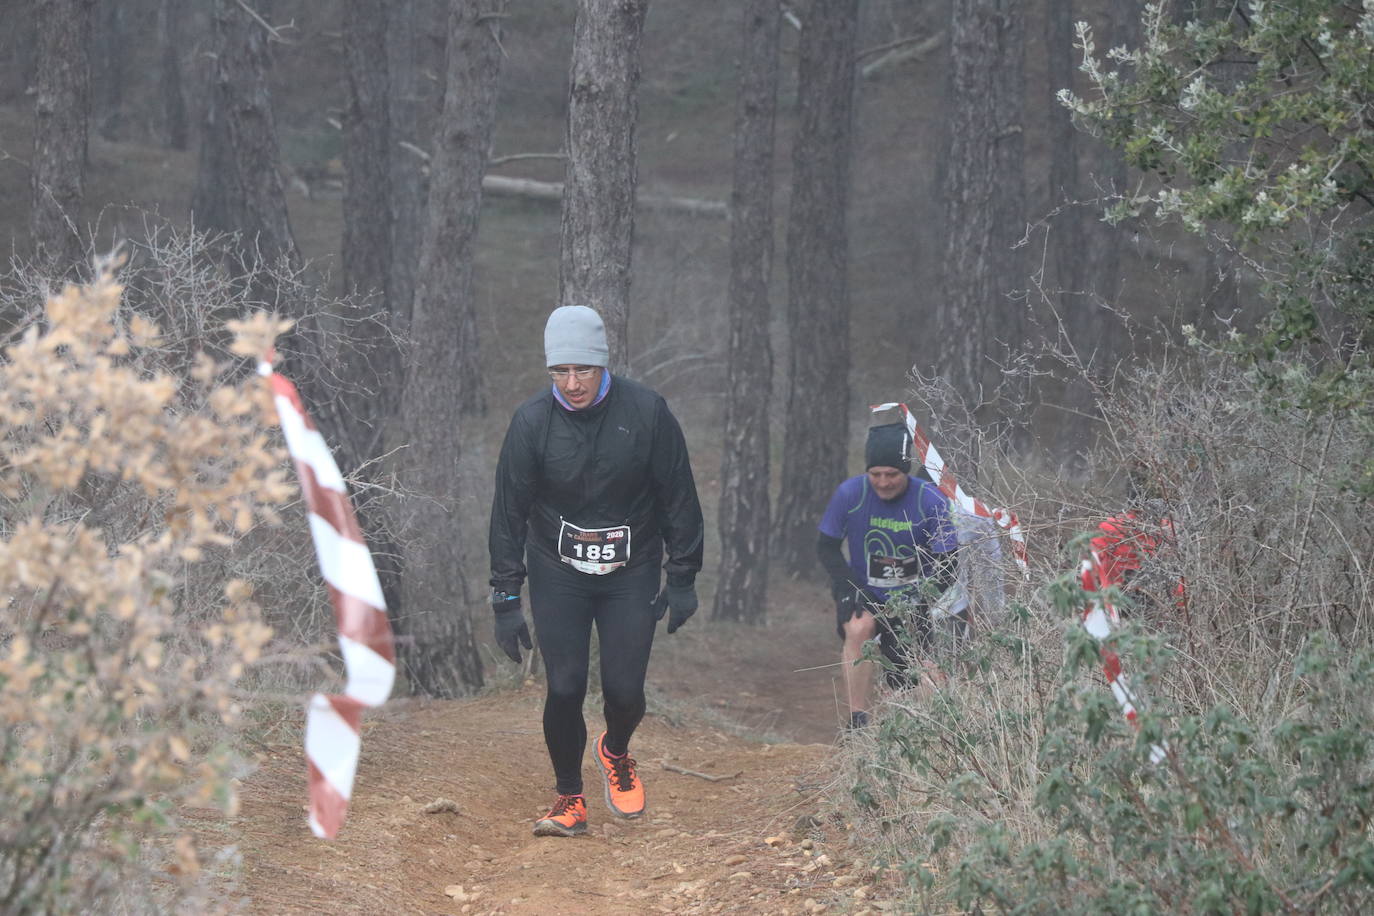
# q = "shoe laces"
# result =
<box><xmin>549</xmin><ymin>794</ymin><xmax>583</xmax><ymax>817</ymax></box>
<box><xmin>607</xmin><ymin>753</ymin><xmax>638</xmax><ymax>792</ymax></box>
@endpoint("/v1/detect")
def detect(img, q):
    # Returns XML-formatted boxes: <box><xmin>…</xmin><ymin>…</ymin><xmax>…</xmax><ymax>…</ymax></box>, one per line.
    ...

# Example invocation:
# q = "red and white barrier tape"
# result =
<box><xmin>869</xmin><ymin>402</ymin><xmax>1028</xmax><ymax>574</ymax></box>
<box><xmin>1080</xmin><ymin>547</ymin><xmax>1167</xmax><ymax>764</ymax></box>
<box><xmin>259</xmin><ymin>359</ymin><xmax>396</xmax><ymax>839</ymax></box>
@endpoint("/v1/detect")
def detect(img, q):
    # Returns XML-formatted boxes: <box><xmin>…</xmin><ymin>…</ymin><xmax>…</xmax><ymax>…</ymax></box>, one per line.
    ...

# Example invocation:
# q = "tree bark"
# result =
<box><xmin>559</xmin><ymin>0</ymin><xmax>649</xmax><ymax>373</ymax></box>
<box><xmin>157</xmin><ymin>0</ymin><xmax>189</xmax><ymax>150</ymax></box>
<box><xmin>713</xmin><ymin>0</ymin><xmax>780</xmax><ymax>624</ymax></box>
<box><xmin>938</xmin><ymin>0</ymin><xmax>1025</xmax><ymax>417</ymax></box>
<box><xmin>384</xmin><ymin>0</ymin><xmax>446</xmax><ymax>345</ymax></box>
<box><xmin>31</xmin><ymin>0</ymin><xmax>95</xmax><ymax>277</ymax></box>
<box><xmin>395</xmin><ymin>0</ymin><xmax>506</xmax><ymax>697</ymax></box>
<box><xmin>191</xmin><ymin>0</ymin><xmax>299</xmax><ymax>275</ymax></box>
<box><xmin>773</xmin><ymin>0</ymin><xmax>859</xmax><ymax>578</ymax></box>
<box><xmin>90</xmin><ymin>0</ymin><xmax>124</xmax><ymax>140</ymax></box>
<box><xmin>1046</xmin><ymin>0</ymin><xmax>1083</xmax><ymax>298</ymax></box>
<box><xmin>337</xmin><ymin>0</ymin><xmax>405</xmax><ymax>636</ymax></box>
<box><xmin>342</xmin><ymin>0</ymin><xmax>393</xmax><ymax>314</ymax></box>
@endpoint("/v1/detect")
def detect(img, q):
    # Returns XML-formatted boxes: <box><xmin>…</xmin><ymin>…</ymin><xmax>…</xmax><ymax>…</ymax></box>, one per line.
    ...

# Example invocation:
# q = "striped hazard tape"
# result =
<box><xmin>1080</xmin><ymin>545</ymin><xmax>1167</xmax><ymax>764</ymax></box>
<box><xmin>259</xmin><ymin>358</ymin><xmax>396</xmax><ymax>839</ymax></box>
<box><xmin>869</xmin><ymin>402</ymin><xmax>1028</xmax><ymax>574</ymax></box>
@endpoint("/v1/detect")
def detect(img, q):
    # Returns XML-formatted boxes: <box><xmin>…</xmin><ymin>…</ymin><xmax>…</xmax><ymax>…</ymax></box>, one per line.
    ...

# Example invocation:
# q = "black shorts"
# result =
<box><xmin>841</xmin><ymin>603</ymin><xmax>932</xmax><ymax>687</ymax></box>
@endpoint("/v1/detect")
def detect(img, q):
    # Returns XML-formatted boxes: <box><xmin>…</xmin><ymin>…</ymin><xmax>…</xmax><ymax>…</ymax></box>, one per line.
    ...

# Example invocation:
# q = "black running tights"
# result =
<box><xmin>527</xmin><ymin>550</ymin><xmax>660</xmax><ymax>796</ymax></box>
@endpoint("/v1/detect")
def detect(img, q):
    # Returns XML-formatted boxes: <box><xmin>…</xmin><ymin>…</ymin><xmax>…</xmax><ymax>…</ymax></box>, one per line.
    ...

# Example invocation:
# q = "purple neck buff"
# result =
<box><xmin>551</xmin><ymin>368</ymin><xmax>612</xmax><ymax>411</ymax></box>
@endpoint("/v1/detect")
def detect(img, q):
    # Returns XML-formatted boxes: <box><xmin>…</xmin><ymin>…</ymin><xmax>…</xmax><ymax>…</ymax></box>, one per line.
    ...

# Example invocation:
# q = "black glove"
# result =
<box><xmin>652</xmin><ymin>581</ymin><xmax>698</xmax><ymax>634</ymax></box>
<box><xmin>491</xmin><ymin>589</ymin><xmax>532</xmax><ymax>663</ymax></box>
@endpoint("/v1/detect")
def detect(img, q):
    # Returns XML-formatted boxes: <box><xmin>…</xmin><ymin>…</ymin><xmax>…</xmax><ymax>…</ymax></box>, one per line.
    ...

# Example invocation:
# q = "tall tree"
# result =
<box><xmin>714</xmin><ymin>0</ymin><xmax>780</xmax><ymax>623</ymax></box>
<box><xmin>90</xmin><ymin>0</ymin><xmax>125</xmax><ymax>140</ymax></box>
<box><xmin>1047</xmin><ymin>0</ymin><xmax>1124</xmax><ymax>379</ymax></box>
<box><xmin>339</xmin><ymin>0</ymin><xmax>405</xmax><ymax>631</ymax></box>
<box><xmin>938</xmin><ymin>0</ymin><xmax>1025</xmax><ymax>414</ymax></box>
<box><xmin>342</xmin><ymin>0</ymin><xmax>393</xmax><ymax>324</ymax></box>
<box><xmin>31</xmin><ymin>0</ymin><xmax>95</xmax><ymax>276</ymax></box>
<box><xmin>157</xmin><ymin>0</ymin><xmax>189</xmax><ymax>150</ymax></box>
<box><xmin>191</xmin><ymin>0</ymin><xmax>299</xmax><ymax>274</ymax></box>
<box><xmin>385</xmin><ymin>0</ymin><xmax>447</xmax><ymax>344</ymax></box>
<box><xmin>559</xmin><ymin>0</ymin><xmax>649</xmax><ymax>372</ymax></box>
<box><xmin>773</xmin><ymin>0</ymin><xmax>859</xmax><ymax>577</ymax></box>
<box><xmin>395</xmin><ymin>0</ymin><xmax>506</xmax><ymax>697</ymax></box>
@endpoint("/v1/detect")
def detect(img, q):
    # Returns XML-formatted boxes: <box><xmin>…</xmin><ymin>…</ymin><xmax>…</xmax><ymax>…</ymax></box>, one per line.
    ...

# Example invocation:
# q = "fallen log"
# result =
<box><xmin>481</xmin><ymin>174</ymin><xmax>727</xmax><ymax>219</ymax></box>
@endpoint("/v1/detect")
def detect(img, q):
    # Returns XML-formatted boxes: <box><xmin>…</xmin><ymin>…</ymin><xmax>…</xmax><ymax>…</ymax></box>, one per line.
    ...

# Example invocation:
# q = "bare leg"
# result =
<box><xmin>841</xmin><ymin>609</ymin><xmax>879</xmax><ymax>717</ymax></box>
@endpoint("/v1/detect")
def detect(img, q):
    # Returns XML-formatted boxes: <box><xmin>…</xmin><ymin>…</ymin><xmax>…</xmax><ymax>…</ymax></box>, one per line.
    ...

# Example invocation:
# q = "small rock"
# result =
<box><xmin>800</xmin><ymin>838</ymin><xmax>814</xmax><ymax>850</ymax></box>
<box><xmin>764</xmin><ymin>836</ymin><xmax>786</xmax><ymax>847</ymax></box>
<box><xmin>815</xmin><ymin>853</ymin><xmax>832</xmax><ymax>867</ymax></box>
<box><xmin>443</xmin><ymin>885</ymin><xmax>464</xmax><ymax>899</ymax></box>
<box><xmin>729</xmin><ymin>871</ymin><xmax>753</xmax><ymax>880</ymax></box>
<box><xmin>833</xmin><ymin>874</ymin><xmax>857</xmax><ymax>888</ymax></box>
<box><xmin>422</xmin><ymin>798</ymin><xmax>460</xmax><ymax>815</ymax></box>
<box><xmin>722</xmin><ymin>854</ymin><xmax>748</xmax><ymax>867</ymax></box>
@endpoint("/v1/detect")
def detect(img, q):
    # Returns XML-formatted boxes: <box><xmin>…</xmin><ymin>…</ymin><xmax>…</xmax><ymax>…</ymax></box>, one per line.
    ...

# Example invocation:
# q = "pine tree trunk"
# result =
<box><xmin>90</xmin><ymin>0</ymin><xmax>124</xmax><ymax>140</ymax></box>
<box><xmin>385</xmin><ymin>1</ymin><xmax>446</xmax><ymax>345</ymax></box>
<box><xmin>559</xmin><ymin>0</ymin><xmax>649</xmax><ymax>373</ymax></box>
<box><xmin>714</xmin><ymin>0</ymin><xmax>780</xmax><ymax>624</ymax></box>
<box><xmin>157</xmin><ymin>0</ymin><xmax>188</xmax><ymax>150</ymax></box>
<box><xmin>191</xmin><ymin>0</ymin><xmax>299</xmax><ymax>274</ymax></box>
<box><xmin>773</xmin><ymin>0</ymin><xmax>858</xmax><ymax>578</ymax></box>
<box><xmin>342</xmin><ymin>0</ymin><xmax>393</xmax><ymax>314</ymax></box>
<box><xmin>31</xmin><ymin>0</ymin><xmax>94</xmax><ymax>276</ymax></box>
<box><xmin>338</xmin><ymin>0</ymin><xmax>405</xmax><ymax>633</ymax></box>
<box><xmin>395</xmin><ymin>0</ymin><xmax>507</xmax><ymax>697</ymax></box>
<box><xmin>938</xmin><ymin>0</ymin><xmax>1024</xmax><ymax>417</ymax></box>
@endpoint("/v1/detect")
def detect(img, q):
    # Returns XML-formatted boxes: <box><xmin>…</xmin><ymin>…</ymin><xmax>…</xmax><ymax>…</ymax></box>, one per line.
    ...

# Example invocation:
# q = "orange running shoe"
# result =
<box><xmin>595</xmin><ymin>731</ymin><xmax>645</xmax><ymax>818</ymax></box>
<box><xmin>533</xmin><ymin>794</ymin><xmax>588</xmax><ymax>837</ymax></box>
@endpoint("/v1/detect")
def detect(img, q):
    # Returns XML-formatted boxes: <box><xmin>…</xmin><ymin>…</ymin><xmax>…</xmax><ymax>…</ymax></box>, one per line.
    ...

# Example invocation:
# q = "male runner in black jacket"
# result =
<box><xmin>488</xmin><ymin>305</ymin><xmax>704</xmax><ymax>837</ymax></box>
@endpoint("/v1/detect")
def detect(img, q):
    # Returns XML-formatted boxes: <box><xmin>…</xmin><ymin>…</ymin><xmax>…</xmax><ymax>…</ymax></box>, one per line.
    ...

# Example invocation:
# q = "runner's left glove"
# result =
<box><xmin>652</xmin><ymin>581</ymin><xmax>698</xmax><ymax>634</ymax></box>
<box><xmin>491</xmin><ymin>589</ymin><xmax>532</xmax><ymax>663</ymax></box>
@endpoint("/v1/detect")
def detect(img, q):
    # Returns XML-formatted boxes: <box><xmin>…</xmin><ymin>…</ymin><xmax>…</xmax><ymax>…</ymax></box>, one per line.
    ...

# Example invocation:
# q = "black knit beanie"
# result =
<box><xmin>865</xmin><ymin>423</ymin><xmax>912</xmax><ymax>473</ymax></box>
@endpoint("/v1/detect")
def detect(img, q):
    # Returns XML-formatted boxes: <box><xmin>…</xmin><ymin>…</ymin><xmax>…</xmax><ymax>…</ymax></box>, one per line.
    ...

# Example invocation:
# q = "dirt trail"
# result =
<box><xmin>204</xmin><ymin>582</ymin><xmax>902</xmax><ymax>914</ymax></box>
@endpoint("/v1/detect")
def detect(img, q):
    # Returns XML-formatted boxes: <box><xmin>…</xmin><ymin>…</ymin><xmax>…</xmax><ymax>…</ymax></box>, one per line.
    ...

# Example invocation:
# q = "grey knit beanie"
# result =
<box><xmin>544</xmin><ymin>305</ymin><xmax>609</xmax><ymax>367</ymax></box>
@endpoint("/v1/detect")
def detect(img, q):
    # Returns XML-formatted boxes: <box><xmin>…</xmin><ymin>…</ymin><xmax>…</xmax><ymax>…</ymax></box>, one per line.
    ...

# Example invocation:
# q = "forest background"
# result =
<box><xmin>6</xmin><ymin>0</ymin><xmax>1374</xmax><ymax>913</ymax></box>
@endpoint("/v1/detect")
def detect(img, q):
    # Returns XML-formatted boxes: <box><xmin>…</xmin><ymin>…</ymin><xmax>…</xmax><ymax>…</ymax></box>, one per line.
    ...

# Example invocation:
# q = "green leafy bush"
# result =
<box><xmin>835</xmin><ymin>347</ymin><xmax>1374</xmax><ymax>913</ymax></box>
<box><xmin>1062</xmin><ymin>0</ymin><xmax>1374</xmax><ymax>492</ymax></box>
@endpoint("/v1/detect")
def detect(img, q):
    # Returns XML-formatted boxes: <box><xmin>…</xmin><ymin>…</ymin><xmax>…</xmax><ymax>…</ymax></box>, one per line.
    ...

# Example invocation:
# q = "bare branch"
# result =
<box><xmin>660</xmin><ymin>761</ymin><xmax>742</xmax><ymax>782</ymax></box>
<box><xmin>233</xmin><ymin>0</ymin><xmax>295</xmax><ymax>43</ymax></box>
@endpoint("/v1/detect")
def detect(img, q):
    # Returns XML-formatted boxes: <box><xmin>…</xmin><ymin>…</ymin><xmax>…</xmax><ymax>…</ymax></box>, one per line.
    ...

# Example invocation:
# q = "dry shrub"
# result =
<box><xmin>0</xmin><ymin>260</ymin><xmax>297</xmax><ymax>913</ymax></box>
<box><xmin>834</xmin><ymin>346</ymin><xmax>1374</xmax><ymax>913</ymax></box>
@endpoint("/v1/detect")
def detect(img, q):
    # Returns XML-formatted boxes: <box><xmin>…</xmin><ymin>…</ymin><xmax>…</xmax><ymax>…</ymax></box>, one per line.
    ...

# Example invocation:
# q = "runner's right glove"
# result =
<box><xmin>491</xmin><ymin>589</ymin><xmax>532</xmax><ymax>663</ymax></box>
<box><xmin>652</xmin><ymin>581</ymin><xmax>698</xmax><ymax>634</ymax></box>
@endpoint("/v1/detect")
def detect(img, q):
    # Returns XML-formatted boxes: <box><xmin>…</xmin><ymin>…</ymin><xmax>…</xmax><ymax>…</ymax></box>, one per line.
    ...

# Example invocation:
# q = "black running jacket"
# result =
<box><xmin>488</xmin><ymin>375</ymin><xmax>704</xmax><ymax>594</ymax></box>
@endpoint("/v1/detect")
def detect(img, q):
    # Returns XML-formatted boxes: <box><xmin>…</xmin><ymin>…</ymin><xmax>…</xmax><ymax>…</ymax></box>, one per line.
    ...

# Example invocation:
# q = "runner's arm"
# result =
<box><xmin>489</xmin><ymin>410</ymin><xmax>540</xmax><ymax>593</ymax></box>
<box><xmin>816</xmin><ymin>532</ymin><xmax>862</xmax><ymax>600</ymax></box>
<box><xmin>650</xmin><ymin>398</ymin><xmax>704</xmax><ymax>586</ymax></box>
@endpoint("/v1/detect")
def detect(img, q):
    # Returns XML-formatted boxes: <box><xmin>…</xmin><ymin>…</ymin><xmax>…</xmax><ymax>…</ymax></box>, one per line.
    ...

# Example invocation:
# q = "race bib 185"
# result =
<box><xmin>558</xmin><ymin>520</ymin><xmax>631</xmax><ymax>575</ymax></box>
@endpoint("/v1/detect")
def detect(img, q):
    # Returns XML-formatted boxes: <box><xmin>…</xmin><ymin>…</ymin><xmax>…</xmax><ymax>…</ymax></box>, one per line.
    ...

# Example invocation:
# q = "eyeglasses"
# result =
<box><xmin>548</xmin><ymin>366</ymin><xmax>600</xmax><ymax>381</ymax></box>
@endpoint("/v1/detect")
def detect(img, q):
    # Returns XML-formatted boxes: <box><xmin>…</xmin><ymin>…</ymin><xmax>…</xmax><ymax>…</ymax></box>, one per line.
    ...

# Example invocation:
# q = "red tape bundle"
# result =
<box><xmin>1080</xmin><ymin>547</ymin><xmax>1168</xmax><ymax>764</ymax></box>
<box><xmin>259</xmin><ymin>360</ymin><xmax>396</xmax><ymax>839</ymax></box>
<box><xmin>869</xmin><ymin>402</ymin><xmax>1028</xmax><ymax>575</ymax></box>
